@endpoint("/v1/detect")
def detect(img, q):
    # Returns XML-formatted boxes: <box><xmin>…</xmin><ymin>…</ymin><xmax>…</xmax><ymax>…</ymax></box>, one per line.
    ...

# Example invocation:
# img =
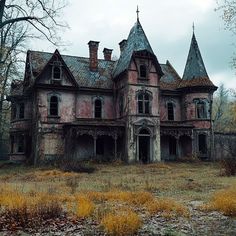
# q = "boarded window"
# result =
<box><xmin>95</xmin><ymin>99</ymin><xmax>102</xmax><ymax>118</ymax></box>
<box><xmin>167</xmin><ymin>102</ymin><xmax>174</xmax><ymax>120</ymax></box>
<box><xmin>140</xmin><ymin>65</ymin><xmax>147</xmax><ymax>78</ymax></box>
<box><xmin>50</xmin><ymin>96</ymin><xmax>58</xmax><ymax>116</ymax></box>
<box><xmin>138</xmin><ymin>93</ymin><xmax>150</xmax><ymax>114</ymax></box>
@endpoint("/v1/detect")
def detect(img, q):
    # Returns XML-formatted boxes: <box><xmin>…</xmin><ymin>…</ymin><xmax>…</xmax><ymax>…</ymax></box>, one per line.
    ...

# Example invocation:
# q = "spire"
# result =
<box><xmin>136</xmin><ymin>5</ymin><xmax>140</xmax><ymax>21</ymax></box>
<box><xmin>182</xmin><ymin>30</ymin><xmax>209</xmax><ymax>80</ymax></box>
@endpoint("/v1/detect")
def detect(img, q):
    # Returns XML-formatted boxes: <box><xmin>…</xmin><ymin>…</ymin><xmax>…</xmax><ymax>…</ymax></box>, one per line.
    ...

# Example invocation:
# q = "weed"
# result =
<box><xmin>76</xmin><ymin>196</ymin><xmax>95</xmax><ymax>218</ymax></box>
<box><xmin>203</xmin><ymin>187</ymin><xmax>236</xmax><ymax>216</ymax></box>
<box><xmin>101</xmin><ymin>209</ymin><xmax>142</xmax><ymax>236</ymax></box>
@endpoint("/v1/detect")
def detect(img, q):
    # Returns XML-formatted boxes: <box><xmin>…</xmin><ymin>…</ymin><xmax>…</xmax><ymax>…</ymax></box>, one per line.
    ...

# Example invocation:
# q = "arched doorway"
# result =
<box><xmin>138</xmin><ymin>128</ymin><xmax>150</xmax><ymax>163</ymax></box>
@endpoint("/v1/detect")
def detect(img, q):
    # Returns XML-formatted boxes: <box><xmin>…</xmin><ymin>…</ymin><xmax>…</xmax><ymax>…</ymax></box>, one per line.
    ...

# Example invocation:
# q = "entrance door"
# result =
<box><xmin>138</xmin><ymin>128</ymin><xmax>150</xmax><ymax>163</ymax></box>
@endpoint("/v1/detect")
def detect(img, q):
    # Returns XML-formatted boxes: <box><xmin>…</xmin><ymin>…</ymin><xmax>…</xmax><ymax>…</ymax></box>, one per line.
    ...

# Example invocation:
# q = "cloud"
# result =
<box><xmin>27</xmin><ymin>0</ymin><xmax>236</xmax><ymax>88</ymax></box>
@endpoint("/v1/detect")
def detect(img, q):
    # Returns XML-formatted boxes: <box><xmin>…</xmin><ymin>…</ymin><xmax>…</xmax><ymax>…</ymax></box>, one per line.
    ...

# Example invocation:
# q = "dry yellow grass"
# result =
<box><xmin>202</xmin><ymin>187</ymin><xmax>236</xmax><ymax>216</ymax></box>
<box><xmin>101</xmin><ymin>209</ymin><xmax>142</xmax><ymax>236</ymax></box>
<box><xmin>76</xmin><ymin>196</ymin><xmax>95</xmax><ymax>218</ymax></box>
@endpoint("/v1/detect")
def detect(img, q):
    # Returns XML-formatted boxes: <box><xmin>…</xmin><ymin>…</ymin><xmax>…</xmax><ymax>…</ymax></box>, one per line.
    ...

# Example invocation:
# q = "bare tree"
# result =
<box><xmin>217</xmin><ymin>0</ymin><xmax>236</xmax><ymax>68</ymax></box>
<box><xmin>0</xmin><ymin>0</ymin><xmax>68</xmax><ymax>156</ymax></box>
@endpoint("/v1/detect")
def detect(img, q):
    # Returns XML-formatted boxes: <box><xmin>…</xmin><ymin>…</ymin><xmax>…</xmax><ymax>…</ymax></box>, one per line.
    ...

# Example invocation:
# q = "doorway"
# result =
<box><xmin>138</xmin><ymin>128</ymin><xmax>150</xmax><ymax>163</ymax></box>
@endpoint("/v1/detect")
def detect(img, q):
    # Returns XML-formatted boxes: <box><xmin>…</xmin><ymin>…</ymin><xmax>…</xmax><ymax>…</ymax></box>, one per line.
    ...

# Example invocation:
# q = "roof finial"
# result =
<box><xmin>136</xmin><ymin>5</ymin><xmax>140</xmax><ymax>21</ymax></box>
<box><xmin>192</xmin><ymin>22</ymin><xmax>195</xmax><ymax>33</ymax></box>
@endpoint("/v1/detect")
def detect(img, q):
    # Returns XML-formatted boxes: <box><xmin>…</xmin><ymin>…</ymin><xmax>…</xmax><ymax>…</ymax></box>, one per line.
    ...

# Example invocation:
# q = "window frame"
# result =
<box><xmin>138</xmin><ymin>92</ymin><xmax>150</xmax><ymax>115</ymax></box>
<box><xmin>94</xmin><ymin>99</ymin><xmax>102</xmax><ymax>118</ymax></box>
<box><xmin>196</xmin><ymin>100</ymin><xmax>207</xmax><ymax>119</ymax></box>
<box><xmin>167</xmin><ymin>102</ymin><xmax>174</xmax><ymax>121</ymax></box>
<box><xmin>49</xmin><ymin>95</ymin><xmax>59</xmax><ymax>117</ymax></box>
<box><xmin>51</xmin><ymin>61</ymin><xmax>62</xmax><ymax>84</ymax></box>
<box><xmin>139</xmin><ymin>64</ymin><xmax>147</xmax><ymax>79</ymax></box>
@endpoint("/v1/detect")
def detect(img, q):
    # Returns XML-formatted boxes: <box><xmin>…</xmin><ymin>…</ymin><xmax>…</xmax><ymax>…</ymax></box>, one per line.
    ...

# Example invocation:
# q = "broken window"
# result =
<box><xmin>167</xmin><ymin>102</ymin><xmax>174</xmax><ymax>120</ymax></box>
<box><xmin>19</xmin><ymin>103</ymin><xmax>25</xmax><ymax>119</ymax></box>
<box><xmin>140</xmin><ymin>65</ymin><xmax>147</xmax><ymax>78</ymax></box>
<box><xmin>138</xmin><ymin>93</ymin><xmax>150</xmax><ymax>114</ymax></box>
<box><xmin>196</xmin><ymin>101</ymin><xmax>207</xmax><ymax>119</ymax></box>
<box><xmin>198</xmin><ymin>134</ymin><xmax>207</xmax><ymax>154</ymax></box>
<box><xmin>17</xmin><ymin>134</ymin><xmax>24</xmax><ymax>153</ymax></box>
<box><xmin>50</xmin><ymin>96</ymin><xmax>59</xmax><ymax>116</ymax></box>
<box><xmin>169</xmin><ymin>136</ymin><xmax>176</xmax><ymax>155</ymax></box>
<box><xmin>95</xmin><ymin>99</ymin><xmax>102</xmax><ymax>118</ymax></box>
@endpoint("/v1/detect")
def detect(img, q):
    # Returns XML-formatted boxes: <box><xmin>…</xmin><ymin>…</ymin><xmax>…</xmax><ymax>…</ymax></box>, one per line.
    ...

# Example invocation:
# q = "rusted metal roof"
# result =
<box><xmin>160</xmin><ymin>61</ymin><xmax>181</xmax><ymax>90</ymax></box>
<box><xmin>113</xmin><ymin>20</ymin><xmax>155</xmax><ymax>78</ymax></box>
<box><xmin>29</xmin><ymin>51</ymin><xmax>115</xmax><ymax>89</ymax></box>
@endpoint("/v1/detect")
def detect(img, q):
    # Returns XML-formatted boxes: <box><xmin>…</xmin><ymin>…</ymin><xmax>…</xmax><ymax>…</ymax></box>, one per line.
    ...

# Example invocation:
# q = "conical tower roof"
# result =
<box><xmin>113</xmin><ymin>19</ymin><xmax>162</xmax><ymax>78</ymax></box>
<box><xmin>179</xmin><ymin>32</ymin><xmax>216</xmax><ymax>89</ymax></box>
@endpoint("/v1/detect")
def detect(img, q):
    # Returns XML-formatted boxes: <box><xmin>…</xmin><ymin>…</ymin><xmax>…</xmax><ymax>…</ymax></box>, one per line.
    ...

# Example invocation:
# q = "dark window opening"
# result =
<box><xmin>53</xmin><ymin>66</ymin><xmax>61</xmax><ymax>80</ymax></box>
<box><xmin>140</xmin><ymin>65</ymin><xmax>147</xmax><ymax>78</ymax></box>
<box><xmin>95</xmin><ymin>99</ymin><xmax>102</xmax><ymax>118</ymax></box>
<box><xmin>119</xmin><ymin>96</ymin><xmax>123</xmax><ymax>117</ymax></box>
<box><xmin>196</xmin><ymin>101</ymin><xmax>207</xmax><ymax>119</ymax></box>
<box><xmin>198</xmin><ymin>134</ymin><xmax>207</xmax><ymax>154</ymax></box>
<box><xmin>19</xmin><ymin>103</ymin><xmax>25</xmax><ymax>119</ymax></box>
<box><xmin>167</xmin><ymin>102</ymin><xmax>174</xmax><ymax>120</ymax></box>
<box><xmin>138</xmin><ymin>93</ymin><xmax>150</xmax><ymax>114</ymax></box>
<box><xmin>12</xmin><ymin>105</ymin><xmax>17</xmax><ymax>119</ymax></box>
<box><xmin>169</xmin><ymin>136</ymin><xmax>176</xmax><ymax>155</ymax></box>
<box><xmin>50</xmin><ymin>96</ymin><xmax>58</xmax><ymax>116</ymax></box>
<box><xmin>17</xmin><ymin>134</ymin><xmax>24</xmax><ymax>153</ymax></box>
<box><xmin>96</xmin><ymin>138</ymin><xmax>104</xmax><ymax>155</ymax></box>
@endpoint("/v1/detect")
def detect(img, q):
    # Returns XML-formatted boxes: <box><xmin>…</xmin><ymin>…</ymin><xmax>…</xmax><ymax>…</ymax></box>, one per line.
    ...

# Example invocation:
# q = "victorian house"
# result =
<box><xmin>8</xmin><ymin>16</ymin><xmax>217</xmax><ymax>164</ymax></box>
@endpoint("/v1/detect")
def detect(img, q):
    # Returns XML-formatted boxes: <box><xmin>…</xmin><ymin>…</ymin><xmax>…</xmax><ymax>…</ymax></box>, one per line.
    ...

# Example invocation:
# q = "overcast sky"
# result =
<box><xmin>29</xmin><ymin>0</ymin><xmax>236</xmax><ymax>89</ymax></box>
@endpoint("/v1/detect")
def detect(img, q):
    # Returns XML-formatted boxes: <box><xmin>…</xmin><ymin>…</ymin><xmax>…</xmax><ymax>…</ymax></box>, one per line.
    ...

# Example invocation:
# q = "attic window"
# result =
<box><xmin>167</xmin><ymin>102</ymin><xmax>174</xmax><ymax>121</ymax></box>
<box><xmin>140</xmin><ymin>65</ymin><xmax>147</xmax><ymax>78</ymax></box>
<box><xmin>52</xmin><ymin>61</ymin><xmax>62</xmax><ymax>83</ymax></box>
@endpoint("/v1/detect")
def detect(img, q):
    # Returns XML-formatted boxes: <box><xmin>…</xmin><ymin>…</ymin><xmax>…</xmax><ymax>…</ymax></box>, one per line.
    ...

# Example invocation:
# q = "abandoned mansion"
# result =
<box><xmin>8</xmin><ymin>17</ymin><xmax>218</xmax><ymax>163</ymax></box>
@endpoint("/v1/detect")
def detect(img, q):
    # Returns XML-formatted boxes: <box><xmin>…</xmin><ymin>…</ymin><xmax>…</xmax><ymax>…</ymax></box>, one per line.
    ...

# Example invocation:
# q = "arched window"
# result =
<box><xmin>53</xmin><ymin>66</ymin><xmax>61</xmax><ymax>80</ymax></box>
<box><xmin>167</xmin><ymin>102</ymin><xmax>174</xmax><ymax>120</ymax></box>
<box><xmin>138</xmin><ymin>93</ymin><xmax>150</xmax><ymax>114</ymax></box>
<box><xmin>198</xmin><ymin>134</ymin><xmax>207</xmax><ymax>154</ymax></box>
<box><xmin>196</xmin><ymin>101</ymin><xmax>206</xmax><ymax>118</ymax></box>
<box><xmin>50</xmin><ymin>96</ymin><xmax>59</xmax><ymax>116</ymax></box>
<box><xmin>140</xmin><ymin>65</ymin><xmax>147</xmax><ymax>78</ymax></box>
<box><xmin>95</xmin><ymin>99</ymin><xmax>102</xmax><ymax>118</ymax></box>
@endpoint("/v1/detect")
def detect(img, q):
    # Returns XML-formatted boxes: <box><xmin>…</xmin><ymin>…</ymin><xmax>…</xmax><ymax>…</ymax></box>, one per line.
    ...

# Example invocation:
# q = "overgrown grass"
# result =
<box><xmin>0</xmin><ymin>162</ymin><xmax>236</xmax><ymax>233</ymax></box>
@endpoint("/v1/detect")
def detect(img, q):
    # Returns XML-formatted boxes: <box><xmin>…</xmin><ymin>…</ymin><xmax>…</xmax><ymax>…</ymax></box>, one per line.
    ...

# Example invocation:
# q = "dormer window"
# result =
<box><xmin>52</xmin><ymin>61</ymin><xmax>62</xmax><ymax>83</ymax></box>
<box><xmin>167</xmin><ymin>102</ymin><xmax>174</xmax><ymax>121</ymax></box>
<box><xmin>140</xmin><ymin>65</ymin><xmax>147</xmax><ymax>78</ymax></box>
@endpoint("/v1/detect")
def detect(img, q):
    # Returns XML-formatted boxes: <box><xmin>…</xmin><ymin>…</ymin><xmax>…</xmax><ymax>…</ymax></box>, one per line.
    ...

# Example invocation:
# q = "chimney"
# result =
<box><xmin>119</xmin><ymin>39</ymin><xmax>127</xmax><ymax>53</ymax></box>
<box><xmin>103</xmin><ymin>48</ymin><xmax>113</xmax><ymax>61</ymax></box>
<box><xmin>88</xmin><ymin>40</ymin><xmax>99</xmax><ymax>71</ymax></box>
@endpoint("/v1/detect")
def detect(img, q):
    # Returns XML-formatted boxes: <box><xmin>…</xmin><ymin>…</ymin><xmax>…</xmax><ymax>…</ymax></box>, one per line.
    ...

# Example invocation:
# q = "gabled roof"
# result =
<box><xmin>182</xmin><ymin>32</ymin><xmax>208</xmax><ymax>80</ymax></box>
<box><xmin>28</xmin><ymin>50</ymin><xmax>115</xmax><ymax>89</ymax></box>
<box><xmin>113</xmin><ymin>19</ymin><xmax>157</xmax><ymax>78</ymax></box>
<box><xmin>160</xmin><ymin>61</ymin><xmax>181</xmax><ymax>90</ymax></box>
